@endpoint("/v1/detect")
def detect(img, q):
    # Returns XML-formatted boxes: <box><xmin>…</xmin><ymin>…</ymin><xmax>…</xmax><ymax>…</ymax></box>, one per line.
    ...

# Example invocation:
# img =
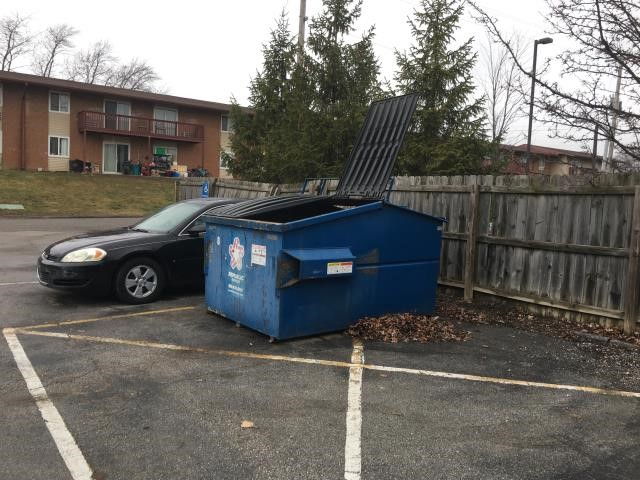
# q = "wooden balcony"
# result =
<box><xmin>78</xmin><ymin>111</ymin><xmax>205</xmax><ymax>143</ymax></box>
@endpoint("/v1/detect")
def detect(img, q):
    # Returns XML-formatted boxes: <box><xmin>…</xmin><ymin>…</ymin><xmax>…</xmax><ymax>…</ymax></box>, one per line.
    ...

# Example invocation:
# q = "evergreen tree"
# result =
<box><xmin>395</xmin><ymin>0</ymin><xmax>487</xmax><ymax>175</ymax></box>
<box><xmin>306</xmin><ymin>0</ymin><xmax>382</xmax><ymax>177</ymax></box>
<box><xmin>228</xmin><ymin>1</ymin><xmax>381</xmax><ymax>183</ymax></box>
<box><xmin>226</xmin><ymin>12</ymin><xmax>297</xmax><ymax>181</ymax></box>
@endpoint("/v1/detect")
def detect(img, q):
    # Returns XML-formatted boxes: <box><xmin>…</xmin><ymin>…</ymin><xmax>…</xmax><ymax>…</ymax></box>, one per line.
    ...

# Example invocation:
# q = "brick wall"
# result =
<box><xmin>2</xmin><ymin>81</ymin><xmax>224</xmax><ymax>174</ymax></box>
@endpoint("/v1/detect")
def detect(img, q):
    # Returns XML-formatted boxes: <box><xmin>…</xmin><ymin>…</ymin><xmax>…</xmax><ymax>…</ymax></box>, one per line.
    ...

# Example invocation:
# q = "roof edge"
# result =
<box><xmin>0</xmin><ymin>70</ymin><xmax>251</xmax><ymax>113</ymax></box>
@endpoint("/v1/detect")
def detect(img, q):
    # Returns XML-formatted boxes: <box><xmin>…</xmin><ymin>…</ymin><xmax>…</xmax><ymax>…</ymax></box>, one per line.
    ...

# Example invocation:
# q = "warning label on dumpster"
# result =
<box><xmin>251</xmin><ymin>244</ymin><xmax>267</xmax><ymax>266</ymax></box>
<box><xmin>327</xmin><ymin>261</ymin><xmax>353</xmax><ymax>275</ymax></box>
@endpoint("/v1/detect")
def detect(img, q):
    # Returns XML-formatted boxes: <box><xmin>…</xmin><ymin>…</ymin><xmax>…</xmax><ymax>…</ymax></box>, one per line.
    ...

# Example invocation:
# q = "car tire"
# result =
<box><xmin>115</xmin><ymin>257</ymin><xmax>165</xmax><ymax>304</ymax></box>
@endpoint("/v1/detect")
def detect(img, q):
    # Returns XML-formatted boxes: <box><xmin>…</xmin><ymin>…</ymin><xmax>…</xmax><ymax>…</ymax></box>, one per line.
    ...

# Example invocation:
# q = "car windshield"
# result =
<box><xmin>132</xmin><ymin>202</ymin><xmax>203</xmax><ymax>233</ymax></box>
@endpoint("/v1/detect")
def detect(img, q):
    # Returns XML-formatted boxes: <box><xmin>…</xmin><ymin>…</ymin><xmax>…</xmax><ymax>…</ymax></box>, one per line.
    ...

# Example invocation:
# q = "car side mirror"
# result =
<box><xmin>188</xmin><ymin>223</ymin><xmax>206</xmax><ymax>236</ymax></box>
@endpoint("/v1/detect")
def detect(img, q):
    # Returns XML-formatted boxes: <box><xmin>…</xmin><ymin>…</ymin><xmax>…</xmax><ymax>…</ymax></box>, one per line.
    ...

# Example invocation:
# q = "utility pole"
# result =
<box><xmin>605</xmin><ymin>65</ymin><xmax>623</xmax><ymax>171</ymax></box>
<box><xmin>297</xmin><ymin>0</ymin><xmax>307</xmax><ymax>64</ymax></box>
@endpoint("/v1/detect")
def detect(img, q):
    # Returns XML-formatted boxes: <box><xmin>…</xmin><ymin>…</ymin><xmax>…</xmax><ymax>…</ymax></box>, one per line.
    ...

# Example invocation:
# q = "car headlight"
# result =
<box><xmin>61</xmin><ymin>248</ymin><xmax>107</xmax><ymax>263</ymax></box>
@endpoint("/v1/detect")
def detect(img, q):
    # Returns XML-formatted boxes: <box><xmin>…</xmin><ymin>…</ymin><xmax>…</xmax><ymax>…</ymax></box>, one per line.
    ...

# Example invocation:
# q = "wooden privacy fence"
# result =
<box><xmin>176</xmin><ymin>178</ymin><xmax>273</xmax><ymax>200</ymax></box>
<box><xmin>178</xmin><ymin>174</ymin><xmax>640</xmax><ymax>333</ymax></box>
<box><xmin>176</xmin><ymin>178</ymin><xmax>303</xmax><ymax>201</ymax></box>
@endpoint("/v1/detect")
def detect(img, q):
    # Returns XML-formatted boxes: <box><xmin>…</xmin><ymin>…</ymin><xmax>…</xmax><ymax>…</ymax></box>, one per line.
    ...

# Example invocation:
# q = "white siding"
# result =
<box><xmin>48</xmin><ymin>156</ymin><xmax>69</xmax><ymax>172</ymax></box>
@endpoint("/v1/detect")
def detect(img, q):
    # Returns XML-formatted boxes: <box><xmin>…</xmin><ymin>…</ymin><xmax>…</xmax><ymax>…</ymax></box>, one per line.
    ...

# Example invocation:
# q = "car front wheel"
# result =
<box><xmin>115</xmin><ymin>257</ymin><xmax>165</xmax><ymax>304</ymax></box>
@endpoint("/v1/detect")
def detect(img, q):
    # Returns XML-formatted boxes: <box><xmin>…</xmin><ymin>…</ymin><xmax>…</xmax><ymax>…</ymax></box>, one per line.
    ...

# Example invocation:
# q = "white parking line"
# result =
<box><xmin>19</xmin><ymin>305</ymin><xmax>197</xmax><ymax>330</ymax></box>
<box><xmin>16</xmin><ymin>329</ymin><xmax>640</xmax><ymax>398</ymax></box>
<box><xmin>0</xmin><ymin>281</ymin><xmax>38</xmax><ymax>286</ymax></box>
<box><xmin>344</xmin><ymin>339</ymin><xmax>364</xmax><ymax>480</ymax></box>
<box><xmin>3</xmin><ymin>329</ymin><xmax>93</xmax><ymax>480</ymax></box>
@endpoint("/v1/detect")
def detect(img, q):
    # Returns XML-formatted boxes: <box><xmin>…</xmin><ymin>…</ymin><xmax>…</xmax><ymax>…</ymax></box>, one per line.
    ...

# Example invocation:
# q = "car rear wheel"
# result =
<box><xmin>115</xmin><ymin>257</ymin><xmax>165</xmax><ymax>304</ymax></box>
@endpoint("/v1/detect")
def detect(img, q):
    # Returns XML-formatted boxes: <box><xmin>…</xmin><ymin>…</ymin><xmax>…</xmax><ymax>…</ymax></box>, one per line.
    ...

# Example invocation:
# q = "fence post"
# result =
<box><xmin>210</xmin><ymin>177</ymin><xmax>218</xmax><ymax>197</ymax></box>
<box><xmin>174</xmin><ymin>180</ymin><xmax>179</xmax><ymax>202</ymax></box>
<box><xmin>464</xmin><ymin>184</ymin><xmax>480</xmax><ymax>302</ymax></box>
<box><xmin>624</xmin><ymin>185</ymin><xmax>640</xmax><ymax>334</ymax></box>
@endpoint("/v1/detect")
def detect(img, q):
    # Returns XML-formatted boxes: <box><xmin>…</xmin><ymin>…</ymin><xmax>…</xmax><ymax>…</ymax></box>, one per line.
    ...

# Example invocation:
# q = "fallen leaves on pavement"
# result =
<box><xmin>347</xmin><ymin>313</ymin><xmax>470</xmax><ymax>344</ymax></box>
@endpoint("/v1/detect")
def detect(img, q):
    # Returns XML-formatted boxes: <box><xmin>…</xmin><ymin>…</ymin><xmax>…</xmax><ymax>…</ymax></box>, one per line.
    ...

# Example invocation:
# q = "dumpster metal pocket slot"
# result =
<box><xmin>276</xmin><ymin>248</ymin><xmax>355</xmax><ymax>288</ymax></box>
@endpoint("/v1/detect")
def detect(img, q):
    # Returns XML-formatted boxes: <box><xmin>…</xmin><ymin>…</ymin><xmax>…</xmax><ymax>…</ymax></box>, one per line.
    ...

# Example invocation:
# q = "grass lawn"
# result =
<box><xmin>0</xmin><ymin>171</ymin><xmax>177</xmax><ymax>217</ymax></box>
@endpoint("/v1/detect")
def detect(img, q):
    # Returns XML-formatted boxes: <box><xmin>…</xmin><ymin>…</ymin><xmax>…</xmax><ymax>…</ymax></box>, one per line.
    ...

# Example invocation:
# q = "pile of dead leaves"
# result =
<box><xmin>347</xmin><ymin>313</ymin><xmax>470</xmax><ymax>344</ymax></box>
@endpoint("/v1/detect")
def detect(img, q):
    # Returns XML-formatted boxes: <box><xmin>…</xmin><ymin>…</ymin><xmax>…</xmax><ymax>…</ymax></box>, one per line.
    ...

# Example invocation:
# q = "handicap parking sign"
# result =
<box><xmin>201</xmin><ymin>182</ymin><xmax>209</xmax><ymax>198</ymax></box>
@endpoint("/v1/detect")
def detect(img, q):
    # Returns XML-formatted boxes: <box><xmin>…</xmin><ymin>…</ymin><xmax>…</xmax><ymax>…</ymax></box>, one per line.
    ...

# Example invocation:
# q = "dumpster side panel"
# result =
<box><xmin>205</xmin><ymin>223</ymin><xmax>282</xmax><ymax>337</ymax></box>
<box><xmin>207</xmin><ymin>203</ymin><xmax>443</xmax><ymax>340</ymax></box>
<box><xmin>276</xmin><ymin>204</ymin><xmax>442</xmax><ymax>338</ymax></box>
<box><xmin>281</xmin><ymin>204</ymin><xmax>442</xmax><ymax>265</ymax></box>
<box><xmin>278</xmin><ymin>277</ymin><xmax>354</xmax><ymax>339</ymax></box>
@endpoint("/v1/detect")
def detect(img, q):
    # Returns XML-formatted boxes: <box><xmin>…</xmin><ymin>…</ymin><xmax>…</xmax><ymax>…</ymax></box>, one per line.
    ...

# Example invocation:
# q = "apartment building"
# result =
<box><xmin>499</xmin><ymin>144</ymin><xmax>602</xmax><ymax>175</ymax></box>
<box><xmin>0</xmin><ymin>71</ymin><xmax>239</xmax><ymax>176</ymax></box>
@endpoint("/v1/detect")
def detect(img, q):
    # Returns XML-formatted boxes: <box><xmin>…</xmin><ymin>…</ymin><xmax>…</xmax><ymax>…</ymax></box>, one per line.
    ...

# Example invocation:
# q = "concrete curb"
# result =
<box><xmin>609</xmin><ymin>339</ymin><xmax>640</xmax><ymax>351</ymax></box>
<box><xmin>574</xmin><ymin>331</ymin><xmax>639</xmax><ymax>351</ymax></box>
<box><xmin>574</xmin><ymin>331</ymin><xmax>610</xmax><ymax>344</ymax></box>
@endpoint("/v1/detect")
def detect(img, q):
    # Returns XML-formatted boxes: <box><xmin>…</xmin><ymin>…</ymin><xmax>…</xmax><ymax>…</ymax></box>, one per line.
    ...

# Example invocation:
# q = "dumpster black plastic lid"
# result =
<box><xmin>335</xmin><ymin>93</ymin><xmax>419</xmax><ymax>199</ymax></box>
<box><xmin>205</xmin><ymin>194</ymin><xmax>334</xmax><ymax>221</ymax></box>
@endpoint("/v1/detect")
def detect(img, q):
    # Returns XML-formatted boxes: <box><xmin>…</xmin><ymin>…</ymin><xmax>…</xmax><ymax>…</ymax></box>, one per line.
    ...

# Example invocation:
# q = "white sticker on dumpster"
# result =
<box><xmin>327</xmin><ymin>261</ymin><xmax>353</xmax><ymax>275</ymax></box>
<box><xmin>251</xmin><ymin>244</ymin><xmax>267</xmax><ymax>266</ymax></box>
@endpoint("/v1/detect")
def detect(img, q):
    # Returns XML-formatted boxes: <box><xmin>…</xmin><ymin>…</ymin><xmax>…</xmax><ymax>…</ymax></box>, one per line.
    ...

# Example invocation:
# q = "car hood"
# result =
<box><xmin>44</xmin><ymin>229</ymin><xmax>170</xmax><ymax>260</ymax></box>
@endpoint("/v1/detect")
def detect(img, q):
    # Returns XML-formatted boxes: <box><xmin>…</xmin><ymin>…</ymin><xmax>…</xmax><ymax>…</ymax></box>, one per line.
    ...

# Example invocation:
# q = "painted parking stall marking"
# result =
<box><xmin>3</xmin><ymin>329</ymin><xmax>93</xmax><ymax>480</ymax></box>
<box><xmin>15</xmin><ymin>326</ymin><xmax>640</xmax><ymax>399</ymax></box>
<box><xmin>0</xmin><ymin>281</ymin><xmax>39</xmax><ymax>286</ymax></box>
<box><xmin>344</xmin><ymin>339</ymin><xmax>364</xmax><ymax>480</ymax></box>
<box><xmin>5</xmin><ymin>305</ymin><xmax>640</xmax><ymax>480</ymax></box>
<box><xmin>18</xmin><ymin>305</ymin><xmax>197</xmax><ymax>331</ymax></box>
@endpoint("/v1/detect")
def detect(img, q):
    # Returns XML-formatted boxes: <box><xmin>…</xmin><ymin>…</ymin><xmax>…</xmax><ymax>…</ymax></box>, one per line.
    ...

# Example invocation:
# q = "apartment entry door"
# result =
<box><xmin>103</xmin><ymin>143</ymin><xmax>129</xmax><ymax>174</ymax></box>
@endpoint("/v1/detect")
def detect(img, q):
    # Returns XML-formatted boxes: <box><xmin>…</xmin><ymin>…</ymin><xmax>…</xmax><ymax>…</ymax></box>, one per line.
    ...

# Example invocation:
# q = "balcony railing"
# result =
<box><xmin>78</xmin><ymin>111</ymin><xmax>205</xmax><ymax>142</ymax></box>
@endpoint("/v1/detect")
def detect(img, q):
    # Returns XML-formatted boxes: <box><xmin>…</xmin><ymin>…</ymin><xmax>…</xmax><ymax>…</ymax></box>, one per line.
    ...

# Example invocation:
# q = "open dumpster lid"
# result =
<box><xmin>206</xmin><ymin>194</ymin><xmax>335</xmax><ymax>222</ymax></box>
<box><xmin>335</xmin><ymin>93</ymin><xmax>419</xmax><ymax>199</ymax></box>
<box><xmin>207</xmin><ymin>94</ymin><xmax>419</xmax><ymax>222</ymax></box>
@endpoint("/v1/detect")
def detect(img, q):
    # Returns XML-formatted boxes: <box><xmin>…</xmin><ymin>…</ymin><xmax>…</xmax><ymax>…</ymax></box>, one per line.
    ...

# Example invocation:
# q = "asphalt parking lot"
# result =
<box><xmin>2</xmin><ymin>217</ymin><xmax>640</xmax><ymax>480</ymax></box>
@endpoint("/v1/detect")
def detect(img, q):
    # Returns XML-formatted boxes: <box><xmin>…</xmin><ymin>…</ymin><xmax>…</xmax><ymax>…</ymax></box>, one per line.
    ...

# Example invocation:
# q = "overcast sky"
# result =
<box><xmin>2</xmin><ymin>0</ymin><xmax>586</xmax><ymax>150</ymax></box>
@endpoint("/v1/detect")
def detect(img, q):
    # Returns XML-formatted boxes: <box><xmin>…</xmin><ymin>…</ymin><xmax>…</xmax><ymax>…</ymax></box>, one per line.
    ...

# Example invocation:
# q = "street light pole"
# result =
<box><xmin>525</xmin><ymin>37</ymin><xmax>553</xmax><ymax>172</ymax></box>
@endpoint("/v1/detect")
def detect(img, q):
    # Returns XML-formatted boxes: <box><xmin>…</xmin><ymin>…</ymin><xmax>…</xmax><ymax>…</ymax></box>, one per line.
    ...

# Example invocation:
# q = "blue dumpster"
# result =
<box><xmin>203</xmin><ymin>94</ymin><xmax>445</xmax><ymax>340</ymax></box>
<box><xmin>203</xmin><ymin>200</ymin><xmax>443</xmax><ymax>340</ymax></box>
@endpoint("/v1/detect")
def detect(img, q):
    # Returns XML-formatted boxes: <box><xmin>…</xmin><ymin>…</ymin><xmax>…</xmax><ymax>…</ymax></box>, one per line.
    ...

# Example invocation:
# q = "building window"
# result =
<box><xmin>220</xmin><ymin>151</ymin><xmax>233</xmax><ymax>169</ymax></box>
<box><xmin>538</xmin><ymin>157</ymin><xmax>545</xmax><ymax>171</ymax></box>
<box><xmin>49</xmin><ymin>136</ymin><xmax>70</xmax><ymax>157</ymax></box>
<box><xmin>154</xmin><ymin>107</ymin><xmax>178</xmax><ymax>122</ymax></box>
<box><xmin>154</xmin><ymin>107</ymin><xmax>178</xmax><ymax>136</ymax></box>
<box><xmin>221</xmin><ymin>115</ymin><xmax>233</xmax><ymax>132</ymax></box>
<box><xmin>49</xmin><ymin>92</ymin><xmax>70</xmax><ymax>113</ymax></box>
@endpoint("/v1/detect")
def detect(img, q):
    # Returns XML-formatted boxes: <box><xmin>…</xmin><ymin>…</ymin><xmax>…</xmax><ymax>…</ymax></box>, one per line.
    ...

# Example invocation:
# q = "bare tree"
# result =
<box><xmin>469</xmin><ymin>0</ymin><xmax>640</xmax><ymax>169</ymax></box>
<box><xmin>0</xmin><ymin>13</ymin><xmax>31</xmax><ymax>71</ymax></box>
<box><xmin>481</xmin><ymin>34</ymin><xmax>527</xmax><ymax>145</ymax></box>
<box><xmin>64</xmin><ymin>42</ymin><xmax>162</xmax><ymax>92</ymax></box>
<box><xmin>65</xmin><ymin>40</ymin><xmax>115</xmax><ymax>84</ymax></box>
<box><xmin>105</xmin><ymin>58</ymin><xmax>159</xmax><ymax>92</ymax></box>
<box><xmin>33</xmin><ymin>24</ymin><xmax>77</xmax><ymax>77</ymax></box>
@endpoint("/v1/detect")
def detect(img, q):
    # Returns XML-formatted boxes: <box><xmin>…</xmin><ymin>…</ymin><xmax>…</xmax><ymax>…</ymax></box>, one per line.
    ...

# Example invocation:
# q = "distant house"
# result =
<box><xmin>496</xmin><ymin>144</ymin><xmax>602</xmax><ymax>175</ymax></box>
<box><xmin>0</xmin><ymin>70</ymin><xmax>243</xmax><ymax>177</ymax></box>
